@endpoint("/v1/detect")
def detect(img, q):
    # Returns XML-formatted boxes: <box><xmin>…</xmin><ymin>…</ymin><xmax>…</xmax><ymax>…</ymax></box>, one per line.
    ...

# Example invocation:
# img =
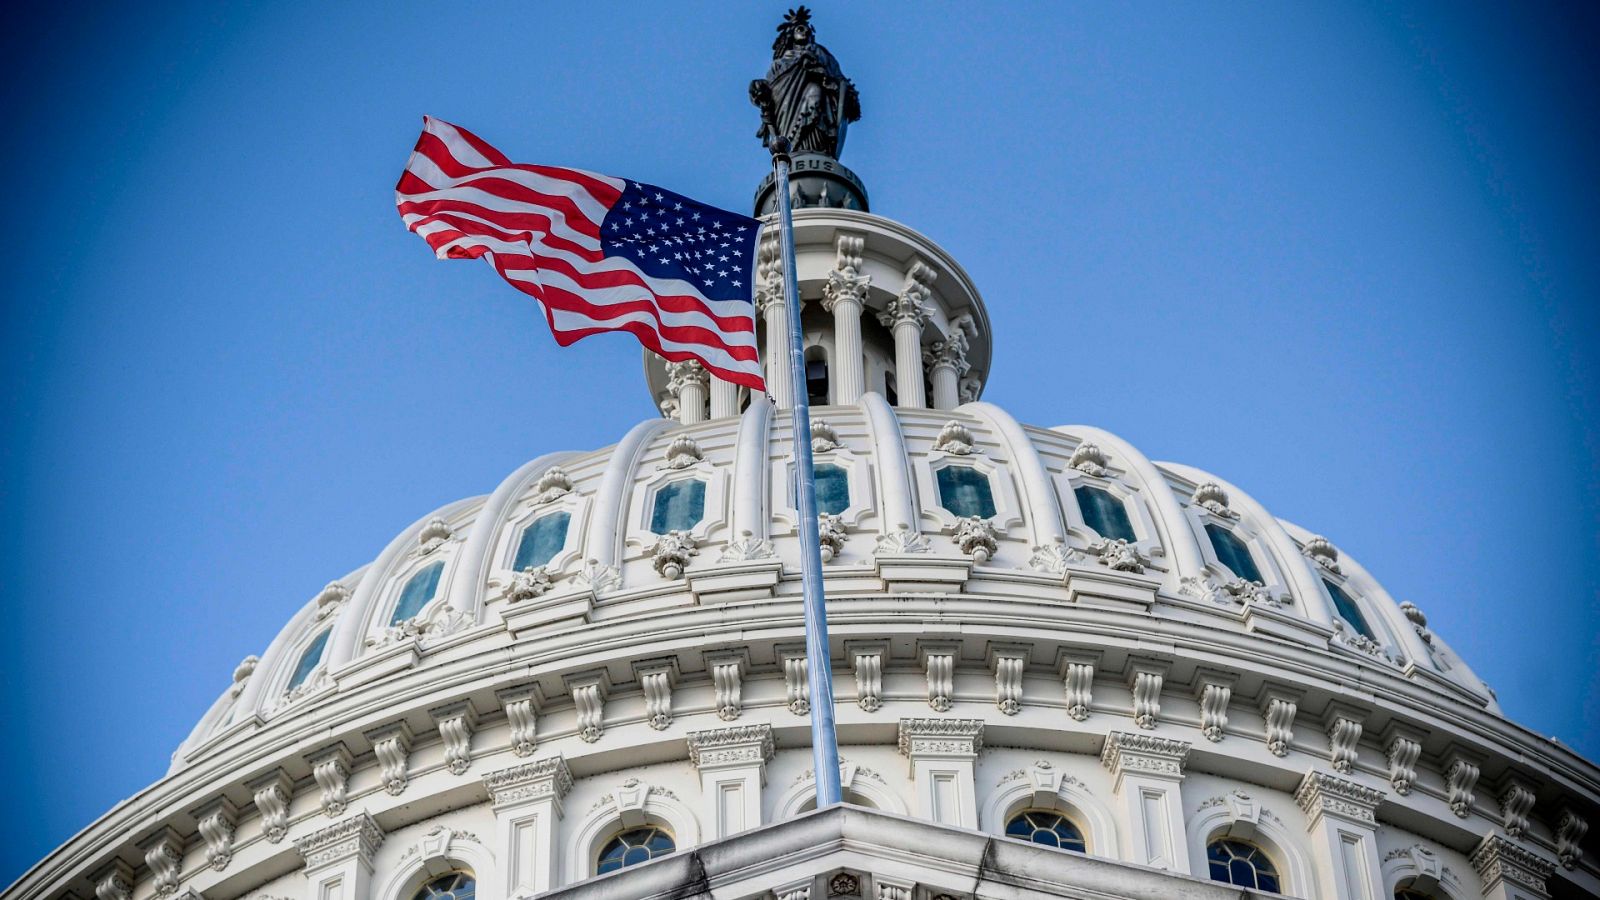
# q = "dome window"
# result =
<box><xmin>805</xmin><ymin>351</ymin><xmax>830</xmax><ymax>406</ymax></box>
<box><xmin>1323</xmin><ymin>579</ymin><xmax>1376</xmax><ymax>641</ymax></box>
<box><xmin>411</xmin><ymin>872</ymin><xmax>474</xmax><ymax>900</ymax></box>
<box><xmin>514</xmin><ymin>511</ymin><xmax>571</xmax><ymax>570</ymax></box>
<box><xmin>286</xmin><ymin>629</ymin><xmax>330</xmax><ymax>691</ymax></box>
<box><xmin>596</xmin><ymin>826</ymin><xmax>675</xmax><ymax>874</ymax></box>
<box><xmin>815</xmin><ymin>463</ymin><xmax>850</xmax><ymax>515</ymax></box>
<box><xmin>1074</xmin><ymin>485</ymin><xmax>1136</xmax><ymax>543</ymax></box>
<box><xmin>390</xmin><ymin>561</ymin><xmax>445</xmax><ymax>625</ymax></box>
<box><xmin>936</xmin><ymin>466</ymin><xmax>997</xmax><ymax>519</ymax></box>
<box><xmin>650</xmin><ymin>479</ymin><xmax>706</xmax><ymax>534</ymax></box>
<box><xmin>1206</xmin><ymin>838</ymin><xmax>1281</xmax><ymax>893</ymax></box>
<box><xmin>1004</xmin><ymin>810</ymin><xmax>1086</xmax><ymax>852</ymax></box>
<box><xmin>1205</xmin><ymin>523</ymin><xmax>1263</xmax><ymax>583</ymax></box>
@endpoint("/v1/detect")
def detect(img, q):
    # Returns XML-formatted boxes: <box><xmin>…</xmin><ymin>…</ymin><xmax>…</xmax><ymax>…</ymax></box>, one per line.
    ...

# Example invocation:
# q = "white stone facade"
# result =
<box><xmin>9</xmin><ymin>207</ymin><xmax>1597</xmax><ymax>900</ymax></box>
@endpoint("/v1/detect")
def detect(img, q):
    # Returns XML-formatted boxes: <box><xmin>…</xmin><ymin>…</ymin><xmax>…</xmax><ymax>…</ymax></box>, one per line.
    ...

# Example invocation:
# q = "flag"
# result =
<box><xmin>396</xmin><ymin>117</ymin><xmax>766</xmax><ymax>390</ymax></box>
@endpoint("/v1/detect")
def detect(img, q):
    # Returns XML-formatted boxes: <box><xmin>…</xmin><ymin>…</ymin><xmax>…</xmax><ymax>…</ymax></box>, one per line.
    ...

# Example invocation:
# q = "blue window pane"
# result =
<box><xmin>815</xmin><ymin>464</ymin><xmax>850</xmax><ymax>515</ymax></box>
<box><xmin>390</xmin><ymin>561</ymin><xmax>445</xmax><ymax>625</ymax></box>
<box><xmin>1207</xmin><ymin>839</ymin><xmax>1280</xmax><ymax>894</ymax></box>
<box><xmin>1324</xmin><ymin>579</ymin><xmax>1376</xmax><ymax>640</ymax></box>
<box><xmin>414</xmin><ymin>873</ymin><xmax>474</xmax><ymax>900</ymax></box>
<box><xmin>1004</xmin><ymin>811</ymin><xmax>1086</xmax><ymax>854</ymax></box>
<box><xmin>514</xmin><ymin>512</ymin><xmax>570</xmax><ymax>570</ymax></box>
<box><xmin>1205</xmin><ymin>523</ymin><xmax>1263</xmax><ymax>583</ymax></box>
<box><xmin>650</xmin><ymin>479</ymin><xmax>706</xmax><ymax>534</ymax></box>
<box><xmin>1230</xmin><ymin>858</ymin><xmax>1257</xmax><ymax>888</ymax></box>
<box><xmin>596</xmin><ymin>827</ymin><xmax>674</xmax><ymax>875</ymax></box>
<box><xmin>1074</xmin><ymin>485</ymin><xmax>1136</xmax><ymax>542</ymax></box>
<box><xmin>936</xmin><ymin>466</ymin><xmax>997</xmax><ymax>518</ymax></box>
<box><xmin>1257</xmin><ymin>872</ymin><xmax>1280</xmax><ymax>893</ymax></box>
<box><xmin>287</xmin><ymin>629</ymin><xmax>330</xmax><ymax>690</ymax></box>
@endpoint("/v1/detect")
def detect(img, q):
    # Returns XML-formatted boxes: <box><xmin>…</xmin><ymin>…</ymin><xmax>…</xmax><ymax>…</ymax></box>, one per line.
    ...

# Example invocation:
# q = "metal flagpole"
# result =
<box><xmin>768</xmin><ymin>136</ymin><xmax>844</xmax><ymax>808</ymax></box>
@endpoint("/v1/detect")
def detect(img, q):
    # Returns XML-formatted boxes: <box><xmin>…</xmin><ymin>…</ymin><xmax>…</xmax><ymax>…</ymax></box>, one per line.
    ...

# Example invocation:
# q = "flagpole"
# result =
<box><xmin>768</xmin><ymin>137</ymin><xmax>844</xmax><ymax>808</ymax></box>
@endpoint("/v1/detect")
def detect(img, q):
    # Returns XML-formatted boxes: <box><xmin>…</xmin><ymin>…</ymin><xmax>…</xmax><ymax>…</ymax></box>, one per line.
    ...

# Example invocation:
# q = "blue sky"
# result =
<box><xmin>3</xmin><ymin>1</ymin><xmax>1597</xmax><ymax>885</ymax></box>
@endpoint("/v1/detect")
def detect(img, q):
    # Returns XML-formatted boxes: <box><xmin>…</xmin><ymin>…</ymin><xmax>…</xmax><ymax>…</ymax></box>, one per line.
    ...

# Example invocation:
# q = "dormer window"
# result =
<box><xmin>806</xmin><ymin>354</ymin><xmax>830</xmax><ymax>405</ymax></box>
<box><xmin>1205</xmin><ymin>523</ymin><xmax>1263</xmax><ymax>583</ymax></box>
<box><xmin>286</xmin><ymin>629</ymin><xmax>330</xmax><ymax>691</ymax></box>
<box><xmin>514</xmin><ymin>511</ymin><xmax>570</xmax><ymax>570</ymax></box>
<box><xmin>390</xmin><ymin>561</ymin><xmax>445</xmax><ymax>625</ymax></box>
<box><xmin>814</xmin><ymin>463</ymin><xmax>850</xmax><ymax>515</ymax></box>
<box><xmin>936</xmin><ymin>466</ymin><xmax>996</xmax><ymax>518</ymax></box>
<box><xmin>1074</xmin><ymin>485</ymin><xmax>1135</xmax><ymax>543</ymax></box>
<box><xmin>650</xmin><ymin>479</ymin><xmax>706</xmax><ymax>534</ymax></box>
<box><xmin>1323</xmin><ymin>579</ymin><xmax>1376</xmax><ymax>641</ymax></box>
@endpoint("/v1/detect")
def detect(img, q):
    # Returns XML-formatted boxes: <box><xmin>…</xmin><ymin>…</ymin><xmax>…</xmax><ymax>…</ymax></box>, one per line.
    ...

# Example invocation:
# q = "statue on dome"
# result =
<box><xmin>750</xmin><ymin>6</ymin><xmax>861</xmax><ymax>159</ymax></box>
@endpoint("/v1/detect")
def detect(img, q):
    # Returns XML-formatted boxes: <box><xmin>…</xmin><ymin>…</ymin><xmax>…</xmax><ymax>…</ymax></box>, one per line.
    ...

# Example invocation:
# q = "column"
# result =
<box><xmin>756</xmin><ymin>233</ymin><xmax>792</xmax><ymax>408</ymax></box>
<box><xmin>293</xmin><ymin>812</ymin><xmax>384</xmax><ymax>900</ymax></box>
<box><xmin>665</xmin><ymin>360</ymin><xmax>709</xmax><ymax>425</ymax></box>
<box><xmin>710</xmin><ymin>377</ymin><xmax>740</xmax><ymax>418</ymax></box>
<box><xmin>1470</xmin><ymin>835</ymin><xmax>1557</xmax><ymax>900</ymax></box>
<box><xmin>821</xmin><ymin>234</ymin><xmax>869</xmax><ymax>404</ymax></box>
<box><xmin>923</xmin><ymin>327</ymin><xmax>970</xmax><ymax>411</ymax></box>
<box><xmin>1100</xmin><ymin>732</ymin><xmax>1191</xmax><ymax>873</ymax></box>
<box><xmin>897</xmin><ymin>718</ymin><xmax>983</xmax><ymax>829</ymax></box>
<box><xmin>876</xmin><ymin>261</ymin><xmax>935</xmax><ymax>408</ymax></box>
<box><xmin>484</xmin><ymin>756</ymin><xmax>573</xmax><ymax>898</ymax></box>
<box><xmin>1293</xmin><ymin>770</ymin><xmax>1388</xmax><ymax>900</ymax></box>
<box><xmin>687</xmin><ymin>723</ymin><xmax>774</xmax><ymax>839</ymax></box>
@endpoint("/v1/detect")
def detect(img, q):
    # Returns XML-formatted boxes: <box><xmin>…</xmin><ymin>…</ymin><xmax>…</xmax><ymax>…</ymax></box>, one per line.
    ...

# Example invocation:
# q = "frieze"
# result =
<box><xmin>484</xmin><ymin>756</ymin><xmax>573</xmax><ymax>808</ymax></box>
<box><xmin>1100</xmin><ymin>732</ymin><xmax>1190</xmax><ymax>780</ymax></box>
<box><xmin>688</xmin><ymin>723</ymin><xmax>775</xmax><ymax>768</ymax></box>
<box><xmin>897</xmin><ymin>718</ymin><xmax>984</xmax><ymax>757</ymax></box>
<box><xmin>1293</xmin><ymin>771</ymin><xmax>1385</xmax><ymax>826</ymax></box>
<box><xmin>1470</xmin><ymin>834</ymin><xmax>1555</xmax><ymax>892</ymax></box>
<box><xmin>294</xmin><ymin>812</ymin><xmax>384</xmax><ymax>870</ymax></box>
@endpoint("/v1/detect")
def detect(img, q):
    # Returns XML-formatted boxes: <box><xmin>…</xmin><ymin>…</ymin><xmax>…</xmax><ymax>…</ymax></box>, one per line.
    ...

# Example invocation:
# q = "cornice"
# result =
<box><xmin>292</xmin><ymin>813</ymin><xmax>383</xmax><ymax>871</ymax></box>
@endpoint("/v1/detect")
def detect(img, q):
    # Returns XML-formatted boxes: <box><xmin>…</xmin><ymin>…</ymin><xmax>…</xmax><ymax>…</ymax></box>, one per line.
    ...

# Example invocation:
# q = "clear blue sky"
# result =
<box><xmin>3</xmin><ymin>1</ymin><xmax>1596</xmax><ymax>886</ymax></box>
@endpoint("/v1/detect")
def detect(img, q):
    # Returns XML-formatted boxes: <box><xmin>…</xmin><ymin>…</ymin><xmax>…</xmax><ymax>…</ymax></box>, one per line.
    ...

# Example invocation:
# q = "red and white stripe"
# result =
<box><xmin>396</xmin><ymin>116</ymin><xmax>765</xmax><ymax>389</ymax></box>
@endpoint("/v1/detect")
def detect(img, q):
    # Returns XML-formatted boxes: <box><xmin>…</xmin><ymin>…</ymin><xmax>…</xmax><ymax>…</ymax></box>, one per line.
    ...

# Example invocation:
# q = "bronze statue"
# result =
<box><xmin>750</xmin><ymin>7</ymin><xmax>861</xmax><ymax>159</ymax></box>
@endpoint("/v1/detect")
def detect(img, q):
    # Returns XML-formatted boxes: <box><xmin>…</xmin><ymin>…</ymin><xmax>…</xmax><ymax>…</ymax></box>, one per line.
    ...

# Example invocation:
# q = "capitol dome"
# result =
<box><xmin>11</xmin><ymin>13</ymin><xmax>1598</xmax><ymax>900</ymax></box>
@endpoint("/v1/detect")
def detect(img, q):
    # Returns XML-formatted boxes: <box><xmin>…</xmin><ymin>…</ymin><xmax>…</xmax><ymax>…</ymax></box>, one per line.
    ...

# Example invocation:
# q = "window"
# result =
<box><xmin>884</xmin><ymin>372</ymin><xmax>898</xmax><ymax>406</ymax></box>
<box><xmin>1074</xmin><ymin>485</ymin><xmax>1136</xmax><ymax>542</ymax></box>
<box><xmin>596</xmin><ymin>826</ymin><xmax>675</xmax><ymax>874</ymax></box>
<box><xmin>1324</xmin><ymin>579</ymin><xmax>1376</xmax><ymax>640</ymax></box>
<box><xmin>1205</xmin><ymin>523</ymin><xmax>1263</xmax><ymax>583</ymax></box>
<box><xmin>649</xmin><ymin>479</ymin><xmax>706</xmax><ymax>534</ymax></box>
<box><xmin>806</xmin><ymin>356</ymin><xmax>830</xmax><ymax>406</ymax></box>
<box><xmin>1394</xmin><ymin>889</ymin><xmax>1438</xmax><ymax>900</ymax></box>
<box><xmin>286</xmin><ymin>629</ymin><xmax>330</xmax><ymax>691</ymax></box>
<box><xmin>411</xmin><ymin>872</ymin><xmax>474</xmax><ymax>900</ymax></box>
<box><xmin>1207</xmin><ymin>838</ymin><xmax>1281</xmax><ymax>893</ymax></box>
<box><xmin>1004</xmin><ymin>810</ymin><xmax>1086</xmax><ymax>852</ymax></box>
<box><xmin>936</xmin><ymin>466</ymin><xmax>997</xmax><ymax>518</ymax></box>
<box><xmin>513</xmin><ymin>511</ymin><xmax>570</xmax><ymax>570</ymax></box>
<box><xmin>390</xmin><ymin>561</ymin><xmax>445</xmax><ymax>625</ymax></box>
<box><xmin>815</xmin><ymin>464</ymin><xmax>850</xmax><ymax>515</ymax></box>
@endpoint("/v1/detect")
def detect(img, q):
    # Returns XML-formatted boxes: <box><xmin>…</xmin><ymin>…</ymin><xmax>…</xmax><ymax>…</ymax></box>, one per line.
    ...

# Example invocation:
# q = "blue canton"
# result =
<box><xmin>599</xmin><ymin>180</ymin><xmax>762</xmax><ymax>304</ymax></box>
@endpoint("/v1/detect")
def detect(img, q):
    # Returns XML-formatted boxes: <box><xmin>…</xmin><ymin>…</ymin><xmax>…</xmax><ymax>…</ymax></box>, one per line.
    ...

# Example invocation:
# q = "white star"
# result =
<box><xmin>674</xmin><ymin>202</ymin><xmax>683</xmax><ymax>210</ymax></box>
<box><xmin>732</xmin><ymin>249</ymin><xmax>742</xmax><ymax>257</ymax></box>
<box><xmin>676</xmin><ymin>217</ymin><xmax>685</xmax><ymax>225</ymax></box>
<box><xmin>718</xmin><ymin>269</ymin><xmax>729</xmax><ymax>277</ymax></box>
<box><xmin>691</xmin><ymin>211</ymin><xmax>701</xmax><ymax>221</ymax></box>
<box><xmin>718</xmin><ymin>254</ymin><xmax>728</xmax><ymax>262</ymax></box>
<box><xmin>703</xmin><ymin>277</ymin><xmax>714</xmax><ymax>286</ymax></box>
<box><xmin>732</xmin><ymin>279</ymin><xmax>742</xmax><ymax>287</ymax></box>
<box><xmin>655</xmin><ymin>192</ymin><xmax>665</xmax><ymax>201</ymax></box>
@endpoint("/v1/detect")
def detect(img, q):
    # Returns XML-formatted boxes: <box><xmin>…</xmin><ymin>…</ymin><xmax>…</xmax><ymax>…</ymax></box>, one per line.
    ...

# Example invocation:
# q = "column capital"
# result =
<box><xmin>483</xmin><ymin>755</ymin><xmax>574</xmax><ymax>810</ymax></box>
<box><xmin>1470</xmin><ymin>834</ymin><xmax>1556</xmax><ymax>899</ymax></box>
<box><xmin>822</xmin><ymin>269</ymin><xmax>870</xmax><ymax>312</ymax></box>
<box><xmin>1100</xmin><ymin>731</ymin><xmax>1190</xmax><ymax>783</ymax></box>
<box><xmin>294</xmin><ymin>811</ymin><xmax>384</xmax><ymax>871</ymax></box>
<box><xmin>1293</xmin><ymin>770</ymin><xmax>1386</xmax><ymax>828</ymax></box>
<box><xmin>897</xmin><ymin>717</ymin><xmax>984</xmax><ymax>759</ymax></box>
<box><xmin>665</xmin><ymin>358</ymin><xmax>710</xmax><ymax>393</ymax></box>
<box><xmin>876</xmin><ymin>293</ymin><xmax>929</xmax><ymax>330</ymax></box>
<box><xmin>687</xmin><ymin>723</ymin><xmax>775</xmax><ymax>770</ymax></box>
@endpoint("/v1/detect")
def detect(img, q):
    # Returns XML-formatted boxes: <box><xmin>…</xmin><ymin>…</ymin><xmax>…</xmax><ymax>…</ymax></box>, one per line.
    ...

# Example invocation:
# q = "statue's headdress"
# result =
<box><xmin>772</xmin><ymin>6</ymin><xmax>814</xmax><ymax>56</ymax></box>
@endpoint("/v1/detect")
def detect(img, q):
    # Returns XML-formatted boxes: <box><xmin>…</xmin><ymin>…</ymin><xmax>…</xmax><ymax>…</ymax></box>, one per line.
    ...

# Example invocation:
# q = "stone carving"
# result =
<box><xmin>852</xmin><ymin>644</ymin><xmax>884</xmax><ymax>712</ymax></box>
<box><xmin>958</xmin><ymin>375</ymin><xmax>982</xmax><ymax>404</ymax></box>
<box><xmin>307</xmin><ymin>744</ymin><xmax>353</xmax><ymax>817</ymax></box>
<box><xmin>1500</xmin><ymin>781</ymin><xmax>1536</xmax><ymax>838</ymax></box>
<box><xmin>952</xmin><ymin>516</ymin><xmax>998</xmax><ymax>563</ymax></box>
<box><xmin>656</xmin><ymin>394</ymin><xmax>679</xmax><ymax>420</ymax></box>
<box><xmin>777</xmin><ymin>888</ymin><xmax>810</xmax><ymax>900</ymax></box>
<box><xmin>505</xmin><ymin>565</ymin><xmax>553</xmax><ymax>602</ymax></box>
<box><xmin>817</xmin><ymin>513</ymin><xmax>847</xmax><ymax>561</ymax></box>
<box><xmin>876</xmin><ymin>289</ymin><xmax>930</xmax><ymax>333</ymax></box>
<box><xmin>874</xmin><ymin>524</ymin><xmax>929</xmax><ymax>555</ymax></box>
<box><xmin>577</xmin><ymin>558</ymin><xmax>622</xmax><ymax>593</ymax></box>
<box><xmin>1100</xmin><ymin>732</ymin><xmax>1190</xmax><ymax>779</ymax></box>
<box><xmin>194</xmin><ymin>798</ymin><xmax>238</xmax><ymax>871</ymax></box>
<box><xmin>1331</xmin><ymin>619</ymin><xmax>1389</xmax><ymax>660</ymax></box>
<box><xmin>686</xmin><ymin>723</ymin><xmax>775</xmax><ymax>768</ymax></box>
<box><xmin>274</xmin><ymin>666</ymin><xmax>333</xmax><ymax>712</ymax></box>
<box><xmin>706</xmin><ymin>651</ymin><xmax>746</xmax><ymax>721</ymax></box>
<box><xmin>876</xmin><ymin>883</ymin><xmax>911</xmax><ymax>900</ymax></box>
<box><xmin>533</xmin><ymin>465</ymin><xmax>573</xmax><ymax>503</ymax></box>
<box><xmin>822</xmin><ymin>236</ymin><xmax>870</xmax><ymax>314</ymax></box>
<box><xmin>1191</xmin><ymin>482</ymin><xmax>1237</xmax><ymax>518</ymax></box>
<box><xmin>664</xmin><ymin>434</ymin><xmax>703</xmax><ymax>469</ymax></box>
<box><xmin>1385</xmin><ymin>733</ymin><xmax>1422</xmax><ymax>795</ymax></box>
<box><xmin>1128</xmin><ymin>668</ymin><xmax>1163</xmax><ymax>730</ymax></box>
<box><xmin>249</xmin><ymin>770</ymin><xmax>293</xmax><ymax>843</ymax></box>
<box><xmin>139</xmin><ymin>828</ymin><xmax>183</xmax><ymax>896</ymax></box>
<box><xmin>1061</xmin><ymin>659</ymin><xmax>1094</xmax><ymax>722</ymax></box>
<box><xmin>397</xmin><ymin>826</ymin><xmax>483</xmax><ymax>864</ymax></box>
<box><xmin>1197</xmin><ymin>681</ymin><xmax>1232</xmax><ymax>742</ymax></box>
<box><xmin>230</xmin><ymin>655</ymin><xmax>259</xmax><ymax>697</ymax></box>
<box><xmin>828</xmin><ymin>872</ymin><xmax>860</xmax><ymax>896</ymax></box>
<box><xmin>810</xmin><ymin>419</ymin><xmax>840</xmax><ymax>453</ymax></box>
<box><xmin>1069</xmin><ymin>442</ymin><xmax>1109</xmax><ymax>477</ymax></box>
<box><xmin>431</xmin><ymin>702</ymin><xmax>477</xmax><ymax>775</ymax></box>
<box><xmin>1087</xmin><ymin>537</ymin><xmax>1146</xmax><ymax>573</ymax></box>
<box><xmin>498</xmin><ymin>686</ymin><xmax>541</xmax><ymax>757</ymax></box>
<box><xmin>366</xmin><ymin>600</ymin><xmax>472</xmax><ymax>650</ymax></box>
<box><xmin>365</xmin><ymin>722</ymin><xmax>413</xmax><ymax>796</ymax></box>
<box><xmin>1214</xmin><ymin>577</ymin><xmax>1284</xmax><ymax>608</ymax></box>
<box><xmin>1445</xmin><ymin>755</ymin><xmax>1480</xmax><ymax>818</ymax></box>
<box><xmin>924</xmin><ymin>329</ymin><xmax>971</xmax><ymax>381</ymax></box>
<box><xmin>567</xmin><ymin>675</ymin><xmax>607</xmax><ymax>742</ymax></box>
<box><xmin>1028</xmin><ymin>538</ymin><xmax>1077</xmax><ymax>575</ymax></box>
<box><xmin>749</xmin><ymin>6</ymin><xmax>860</xmax><ymax>159</ymax></box>
<box><xmin>923</xmin><ymin>646</ymin><xmax>956</xmax><ymax>712</ymax></box>
<box><xmin>1261</xmin><ymin>693</ymin><xmax>1298</xmax><ymax>758</ymax></box>
<box><xmin>1557</xmin><ymin>809</ymin><xmax>1588</xmax><ymax>869</ymax></box>
<box><xmin>719</xmin><ymin>530</ymin><xmax>776</xmax><ymax>563</ymax></box>
<box><xmin>314</xmin><ymin>581</ymin><xmax>351</xmax><ymax>618</ymax></box>
<box><xmin>636</xmin><ymin>662</ymin><xmax>676</xmax><ymax>731</ymax></box>
<box><xmin>782</xmin><ymin>652</ymin><xmax>810</xmax><ymax>715</ymax></box>
<box><xmin>1470</xmin><ymin>834</ymin><xmax>1556</xmax><ymax>892</ymax></box>
<box><xmin>932</xmin><ymin>420</ymin><xmax>976</xmax><ymax>455</ymax></box>
<box><xmin>294</xmin><ymin>813</ymin><xmax>383</xmax><ymax>871</ymax></box>
<box><xmin>415</xmin><ymin>516</ymin><xmax>455</xmax><ymax>556</ymax></box>
<box><xmin>93</xmin><ymin>863</ymin><xmax>134</xmax><ymax>900</ymax></box>
<box><xmin>897</xmin><ymin>718</ymin><xmax>985</xmax><ymax>757</ymax></box>
<box><xmin>1294</xmin><ymin>771</ymin><xmax>1385</xmax><ymax>825</ymax></box>
<box><xmin>1302</xmin><ymin>534</ymin><xmax>1340</xmax><ymax>573</ymax></box>
<box><xmin>484</xmin><ymin>756</ymin><xmax>573</xmax><ymax>808</ymax></box>
<box><xmin>1325</xmin><ymin>710</ymin><xmax>1364</xmax><ymax>774</ymax></box>
<box><xmin>650</xmin><ymin>530</ymin><xmax>698</xmax><ymax>579</ymax></box>
<box><xmin>991</xmin><ymin>648</ymin><xmax>1026</xmax><ymax>716</ymax></box>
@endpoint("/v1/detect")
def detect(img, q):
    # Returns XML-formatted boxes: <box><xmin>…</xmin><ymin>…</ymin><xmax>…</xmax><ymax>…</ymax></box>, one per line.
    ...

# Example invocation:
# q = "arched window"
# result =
<box><xmin>936</xmin><ymin>466</ymin><xmax>997</xmax><ymax>518</ymax></box>
<box><xmin>1205</xmin><ymin>523</ymin><xmax>1263</xmax><ymax>583</ymax></box>
<box><xmin>1323</xmin><ymin>579</ymin><xmax>1376</xmax><ymax>640</ymax></box>
<box><xmin>1206</xmin><ymin>838</ymin><xmax>1281</xmax><ymax>893</ymax></box>
<box><xmin>390</xmin><ymin>561</ymin><xmax>446</xmax><ymax>625</ymax></box>
<box><xmin>411</xmin><ymin>872</ymin><xmax>474</xmax><ymax>900</ymax></box>
<box><xmin>815</xmin><ymin>464</ymin><xmax>850</xmax><ymax>515</ymax></box>
<box><xmin>806</xmin><ymin>351</ymin><xmax>830</xmax><ymax>406</ymax></box>
<box><xmin>650</xmin><ymin>479</ymin><xmax>706</xmax><ymax>534</ymax></box>
<box><xmin>286</xmin><ymin>629</ymin><xmax>330</xmax><ymax>691</ymax></box>
<box><xmin>596</xmin><ymin>826</ymin><xmax>675</xmax><ymax>875</ymax></box>
<box><xmin>1004</xmin><ymin>810</ymin><xmax>1086</xmax><ymax>852</ymax></box>
<box><xmin>1394</xmin><ymin>888</ymin><xmax>1440</xmax><ymax>900</ymax></box>
<box><xmin>514</xmin><ymin>511</ymin><xmax>570</xmax><ymax>570</ymax></box>
<box><xmin>1074</xmin><ymin>485</ymin><xmax>1136</xmax><ymax>542</ymax></box>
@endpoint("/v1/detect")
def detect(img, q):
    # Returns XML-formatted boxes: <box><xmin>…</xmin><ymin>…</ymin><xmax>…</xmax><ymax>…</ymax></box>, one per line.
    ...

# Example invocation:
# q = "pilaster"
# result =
<box><xmin>897</xmin><ymin>718</ymin><xmax>983</xmax><ymax>829</ymax></box>
<box><xmin>687</xmin><ymin>723</ymin><xmax>775</xmax><ymax>838</ymax></box>
<box><xmin>876</xmin><ymin>260</ymin><xmax>935</xmax><ymax>408</ymax></box>
<box><xmin>484</xmin><ymin>756</ymin><xmax>573</xmax><ymax>898</ymax></box>
<box><xmin>1099</xmin><ymin>731</ymin><xmax>1191</xmax><ymax>872</ymax></box>
<box><xmin>1470</xmin><ymin>834</ymin><xmax>1556</xmax><ymax>900</ymax></box>
<box><xmin>1293</xmin><ymin>770</ymin><xmax>1387</xmax><ymax>900</ymax></box>
<box><xmin>294</xmin><ymin>812</ymin><xmax>384</xmax><ymax>900</ymax></box>
<box><xmin>821</xmin><ymin>232</ymin><xmax>869</xmax><ymax>404</ymax></box>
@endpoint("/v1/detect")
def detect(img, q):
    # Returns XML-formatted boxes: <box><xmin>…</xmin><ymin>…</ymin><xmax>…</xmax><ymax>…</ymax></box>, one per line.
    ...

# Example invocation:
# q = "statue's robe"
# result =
<box><xmin>763</xmin><ymin>44</ymin><xmax>850</xmax><ymax>157</ymax></box>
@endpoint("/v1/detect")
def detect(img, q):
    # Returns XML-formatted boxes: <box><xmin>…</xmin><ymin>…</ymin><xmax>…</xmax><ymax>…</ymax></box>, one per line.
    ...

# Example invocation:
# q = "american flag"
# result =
<box><xmin>396</xmin><ymin>117</ymin><xmax>766</xmax><ymax>390</ymax></box>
